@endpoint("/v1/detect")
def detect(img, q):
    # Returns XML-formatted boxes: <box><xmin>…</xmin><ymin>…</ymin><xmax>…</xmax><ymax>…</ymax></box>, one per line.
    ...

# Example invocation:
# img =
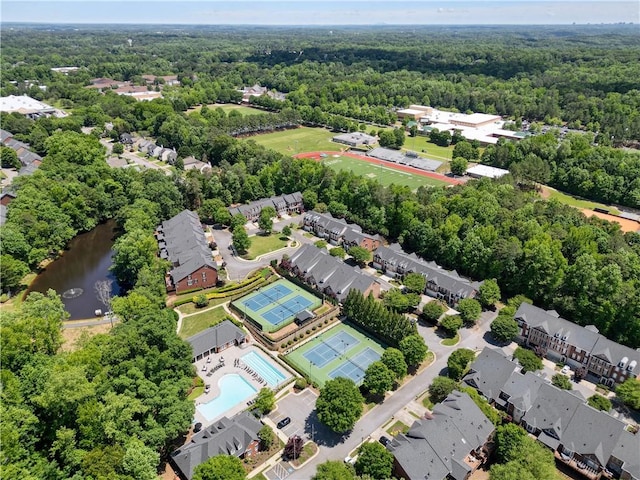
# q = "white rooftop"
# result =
<box><xmin>0</xmin><ymin>95</ymin><xmax>55</xmax><ymax>114</ymax></box>
<box><xmin>467</xmin><ymin>164</ymin><xmax>510</xmax><ymax>179</ymax></box>
<box><xmin>397</xmin><ymin>108</ymin><xmax>426</xmax><ymax>115</ymax></box>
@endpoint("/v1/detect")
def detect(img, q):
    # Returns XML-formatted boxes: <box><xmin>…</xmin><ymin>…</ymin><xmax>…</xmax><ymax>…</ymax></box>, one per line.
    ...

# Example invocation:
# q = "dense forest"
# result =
<box><xmin>1</xmin><ymin>25</ymin><xmax>640</xmax><ymax>477</ymax></box>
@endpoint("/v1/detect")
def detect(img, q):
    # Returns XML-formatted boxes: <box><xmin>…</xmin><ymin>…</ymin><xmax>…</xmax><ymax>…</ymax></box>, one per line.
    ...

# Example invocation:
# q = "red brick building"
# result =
<box><xmin>156</xmin><ymin>210</ymin><xmax>218</xmax><ymax>294</ymax></box>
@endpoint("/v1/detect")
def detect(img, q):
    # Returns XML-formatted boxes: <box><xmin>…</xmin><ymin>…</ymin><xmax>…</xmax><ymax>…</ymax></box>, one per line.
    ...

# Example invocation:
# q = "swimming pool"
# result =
<box><xmin>197</xmin><ymin>374</ymin><xmax>257</xmax><ymax>422</ymax></box>
<box><xmin>241</xmin><ymin>350</ymin><xmax>287</xmax><ymax>387</ymax></box>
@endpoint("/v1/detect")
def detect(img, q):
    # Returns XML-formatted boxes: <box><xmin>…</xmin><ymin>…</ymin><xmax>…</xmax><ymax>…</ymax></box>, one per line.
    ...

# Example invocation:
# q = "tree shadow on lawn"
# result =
<box><xmin>303</xmin><ymin>410</ymin><xmax>345</xmax><ymax>448</ymax></box>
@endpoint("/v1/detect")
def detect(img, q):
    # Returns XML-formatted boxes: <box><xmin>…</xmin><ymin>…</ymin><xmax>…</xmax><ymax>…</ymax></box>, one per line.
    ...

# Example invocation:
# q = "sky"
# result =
<box><xmin>1</xmin><ymin>1</ymin><xmax>638</xmax><ymax>25</ymax></box>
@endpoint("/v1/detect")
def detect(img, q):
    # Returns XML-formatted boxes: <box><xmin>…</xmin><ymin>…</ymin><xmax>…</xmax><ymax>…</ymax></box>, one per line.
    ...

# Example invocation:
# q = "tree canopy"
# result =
<box><xmin>316</xmin><ymin>377</ymin><xmax>364</xmax><ymax>433</ymax></box>
<box><xmin>193</xmin><ymin>455</ymin><xmax>246</xmax><ymax>480</ymax></box>
<box><xmin>354</xmin><ymin>442</ymin><xmax>394</xmax><ymax>480</ymax></box>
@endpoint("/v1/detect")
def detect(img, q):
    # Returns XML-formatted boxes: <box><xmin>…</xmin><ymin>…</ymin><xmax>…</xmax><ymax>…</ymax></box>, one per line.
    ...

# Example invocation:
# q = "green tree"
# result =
<box><xmin>258</xmin><ymin>425</ymin><xmax>274</xmax><ymax>450</ymax></box>
<box><xmin>490</xmin><ymin>316</ymin><xmax>519</xmax><ymax>343</ymax></box>
<box><xmin>329</xmin><ymin>246</ymin><xmax>346</xmax><ymax>258</ymax></box>
<box><xmin>491</xmin><ymin>424</ymin><xmax>557</xmax><ymax>480</ymax></box>
<box><xmin>422</xmin><ymin>301</ymin><xmax>446</xmax><ymax>323</ymax></box>
<box><xmin>282</xmin><ymin>225</ymin><xmax>292</xmax><ymax>237</ymax></box>
<box><xmin>363</xmin><ymin>361</ymin><xmax>394</xmax><ymax>395</ymax></box>
<box><xmin>312</xmin><ymin>460</ymin><xmax>355</xmax><ymax>480</ymax></box>
<box><xmin>112</xmin><ymin>142</ymin><xmax>124</xmax><ymax>155</ymax></box>
<box><xmin>381</xmin><ymin>347</ymin><xmax>408</xmax><ymax>380</ymax></box>
<box><xmin>0</xmin><ymin>146</ymin><xmax>21</xmax><ymax>169</ymax></box>
<box><xmin>355</xmin><ymin>442</ymin><xmax>394</xmax><ymax>480</ymax></box>
<box><xmin>254</xmin><ymin>387</ymin><xmax>275</xmax><ymax>414</ymax></box>
<box><xmin>111</xmin><ymin>229</ymin><xmax>157</xmax><ymax>290</ymax></box>
<box><xmin>230</xmin><ymin>213</ymin><xmax>247</xmax><ymax>231</ymax></box>
<box><xmin>447</xmin><ymin>348</ymin><xmax>476</xmax><ymax>381</ymax></box>
<box><xmin>378</xmin><ymin>130</ymin><xmax>397</xmax><ymax>149</ymax></box>
<box><xmin>452</xmin><ymin>141</ymin><xmax>478</xmax><ymax>161</ymax></box>
<box><xmin>232</xmin><ymin>225</ymin><xmax>251</xmax><ymax>253</ymax></box>
<box><xmin>513</xmin><ymin>347</ymin><xmax>543</xmax><ymax>373</ymax></box>
<box><xmin>428</xmin><ymin>376</ymin><xmax>458</xmax><ymax>403</ymax></box>
<box><xmin>440</xmin><ymin>315</ymin><xmax>463</xmax><ymax>336</ymax></box>
<box><xmin>302</xmin><ymin>190</ymin><xmax>318</xmax><ymax>210</ymax></box>
<box><xmin>347</xmin><ymin>246</ymin><xmax>371</xmax><ymax>267</ymax></box>
<box><xmin>456</xmin><ymin>298</ymin><xmax>482</xmax><ymax>324</ymax></box>
<box><xmin>316</xmin><ymin>377</ymin><xmax>364</xmax><ymax>433</ymax></box>
<box><xmin>399</xmin><ymin>334</ymin><xmax>428</xmax><ymax>367</ymax></box>
<box><xmin>616</xmin><ymin>379</ymin><xmax>640</xmax><ymax>410</ymax></box>
<box><xmin>0</xmin><ymin>255</ymin><xmax>29</xmax><ymax>293</ymax></box>
<box><xmin>495</xmin><ymin>423</ymin><xmax>528</xmax><ymax>463</ymax></box>
<box><xmin>121</xmin><ymin>438</ymin><xmax>160</xmax><ymax>480</ymax></box>
<box><xmin>450</xmin><ymin>157</ymin><xmax>468</xmax><ymax>176</ymax></box>
<box><xmin>403</xmin><ymin>272</ymin><xmax>426</xmax><ymax>294</ymax></box>
<box><xmin>393</xmin><ymin>127</ymin><xmax>406</xmax><ymax>148</ymax></box>
<box><xmin>193</xmin><ymin>455</ymin><xmax>246</xmax><ymax>480</ymax></box>
<box><xmin>258</xmin><ymin>206</ymin><xmax>276</xmax><ymax>234</ymax></box>
<box><xmin>551</xmin><ymin>374</ymin><xmax>572</xmax><ymax>390</ymax></box>
<box><xmin>382</xmin><ymin>287</ymin><xmax>420</xmax><ymax>312</ymax></box>
<box><xmin>587</xmin><ymin>394</ymin><xmax>612</xmax><ymax>412</ymax></box>
<box><xmin>477</xmin><ymin>279</ymin><xmax>501</xmax><ymax>309</ymax></box>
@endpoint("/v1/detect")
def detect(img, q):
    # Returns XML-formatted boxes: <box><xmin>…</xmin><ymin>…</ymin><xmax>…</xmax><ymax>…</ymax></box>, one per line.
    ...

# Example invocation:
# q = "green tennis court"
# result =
<box><xmin>285</xmin><ymin>322</ymin><xmax>386</xmax><ymax>387</ymax></box>
<box><xmin>232</xmin><ymin>279</ymin><xmax>322</xmax><ymax>333</ymax></box>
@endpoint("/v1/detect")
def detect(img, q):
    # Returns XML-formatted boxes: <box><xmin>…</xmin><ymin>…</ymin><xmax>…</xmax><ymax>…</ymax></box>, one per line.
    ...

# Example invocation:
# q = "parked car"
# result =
<box><xmin>277</xmin><ymin>417</ymin><xmax>291</xmax><ymax>429</ymax></box>
<box><xmin>379</xmin><ymin>436</ymin><xmax>391</xmax><ymax>447</ymax></box>
<box><xmin>193</xmin><ymin>422</ymin><xmax>202</xmax><ymax>433</ymax></box>
<box><xmin>344</xmin><ymin>455</ymin><xmax>357</xmax><ymax>465</ymax></box>
<box><xmin>561</xmin><ymin>365</ymin><xmax>571</xmax><ymax>375</ymax></box>
<box><xmin>204</xmin><ymin>384</ymin><xmax>211</xmax><ymax>394</ymax></box>
<box><xmin>201</xmin><ymin>364</ymin><xmax>207</xmax><ymax>372</ymax></box>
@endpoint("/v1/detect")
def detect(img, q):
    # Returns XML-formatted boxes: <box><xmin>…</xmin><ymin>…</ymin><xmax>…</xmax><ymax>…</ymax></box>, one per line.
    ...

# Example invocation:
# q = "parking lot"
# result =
<box><xmin>269</xmin><ymin>389</ymin><xmax>317</xmax><ymax>440</ymax></box>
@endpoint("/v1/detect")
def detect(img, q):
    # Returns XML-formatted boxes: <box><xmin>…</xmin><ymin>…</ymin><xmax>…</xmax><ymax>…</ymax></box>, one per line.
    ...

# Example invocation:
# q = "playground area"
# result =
<box><xmin>284</xmin><ymin>322</ymin><xmax>386</xmax><ymax>387</ymax></box>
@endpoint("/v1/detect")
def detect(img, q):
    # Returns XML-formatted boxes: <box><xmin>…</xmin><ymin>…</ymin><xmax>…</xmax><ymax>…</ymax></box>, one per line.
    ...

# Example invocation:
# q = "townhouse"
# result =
<box><xmin>228</xmin><ymin>192</ymin><xmax>303</xmax><ymax>223</ymax></box>
<box><xmin>302</xmin><ymin>211</ymin><xmax>381</xmax><ymax>251</ymax></box>
<box><xmin>171</xmin><ymin>411</ymin><xmax>262</xmax><ymax>480</ymax></box>
<box><xmin>515</xmin><ymin>303</ymin><xmax>640</xmax><ymax>387</ymax></box>
<box><xmin>462</xmin><ymin>347</ymin><xmax>640</xmax><ymax>480</ymax></box>
<box><xmin>156</xmin><ymin>210</ymin><xmax>218</xmax><ymax>294</ymax></box>
<box><xmin>286</xmin><ymin>244</ymin><xmax>380</xmax><ymax>302</ymax></box>
<box><xmin>388</xmin><ymin>391</ymin><xmax>495</xmax><ymax>480</ymax></box>
<box><xmin>373</xmin><ymin>243</ymin><xmax>482</xmax><ymax>306</ymax></box>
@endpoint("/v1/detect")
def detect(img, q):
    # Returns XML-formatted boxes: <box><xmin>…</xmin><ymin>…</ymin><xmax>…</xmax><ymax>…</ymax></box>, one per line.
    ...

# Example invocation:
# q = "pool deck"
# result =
<box><xmin>193</xmin><ymin>344</ymin><xmax>293</xmax><ymax>427</ymax></box>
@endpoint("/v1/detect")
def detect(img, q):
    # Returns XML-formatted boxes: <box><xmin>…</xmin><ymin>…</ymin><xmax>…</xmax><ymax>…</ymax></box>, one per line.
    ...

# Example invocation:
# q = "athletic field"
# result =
<box><xmin>285</xmin><ymin>322</ymin><xmax>386</xmax><ymax>387</ymax></box>
<box><xmin>321</xmin><ymin>154</ymin><xmax>450</xmax><ymax>189</ymax></box>
<box><xmin>247</xmin><ymin>127</ymin><xmax>336</xmax><ymax>154</ymax></box>
<box><xmin>232</xmin><ymin>279</ymin><xmax>322</xmax><ymax>333</ymax></box>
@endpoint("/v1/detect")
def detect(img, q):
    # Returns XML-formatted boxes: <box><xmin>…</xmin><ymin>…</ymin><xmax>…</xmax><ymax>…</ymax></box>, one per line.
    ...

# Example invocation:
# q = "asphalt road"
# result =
<box><xmin>293</xmin><ymin>309</ymin><xmax>498</xmax><ymax>479</ymax></box>
<box><xmin>214</xmin><ymin>217</ymin><xmax>314</xmax><ymax>281</ymax></box>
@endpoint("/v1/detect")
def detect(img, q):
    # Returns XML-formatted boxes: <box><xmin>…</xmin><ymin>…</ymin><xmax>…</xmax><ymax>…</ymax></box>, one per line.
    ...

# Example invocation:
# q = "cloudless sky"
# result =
<box><xmin>1</xmin><ymin>1</ymin><xmax>638</xmax><ymax>25</ymax></box>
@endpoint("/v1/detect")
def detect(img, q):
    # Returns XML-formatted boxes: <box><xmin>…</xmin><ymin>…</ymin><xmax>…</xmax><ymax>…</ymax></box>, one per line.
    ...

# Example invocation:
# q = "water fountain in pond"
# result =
<box><xmin>62</xmin><ymin>288</ymin><xmax>84</xmax><ymax>299</ymax></box>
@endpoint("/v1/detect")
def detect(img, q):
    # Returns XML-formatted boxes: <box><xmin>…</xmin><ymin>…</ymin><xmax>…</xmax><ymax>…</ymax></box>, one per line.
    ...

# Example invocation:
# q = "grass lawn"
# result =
<box><xmin>290</xmin><ymin>442</ymin><xmax>318</xmax><ymax>467</ymax></box>
<box><xmin>441</xmin><ymin>333</ymin><xmax>460</xmax><ymax>346</ymax></box>
<box><xmin>175</xmin><ymin>297</ymin><xmax>230</xmax><ymax>315</ymax></box>
<box><xmin>178</xmin><ymin>305</ymin><xmax>231</xmax><ymax>339</ymax></box>
<box><xmin>547</xmin><ymin>188</ymin><xmax>621</xmax><ymax>215</ymax></box>
<box><xmin>188</xmin><ymin>103</ymin><xmax>269</xmax><ymax>116</ymax></box>
<box><xmin>402</xmin><ymin>136</ymin><xmax>455</xmax><ymax>161</ymax></box>
<box><xmin>246</xmin><ymin>126</ymin><xmax>336</xmax><ymax>155</ymax></box>
<box><xmin>242</xmin><ymin>234</ymin><xmax>289</xmax><ymax>260</ymax></box>
<box><xmin>322</xmin><ymin>155</ymin><xmax>449</xmax><ymax>189</ymax></box>
<box><xmin>386</xmin><ymin>420</ymin><xmax>410</xmax><ymax>436</ymax></box>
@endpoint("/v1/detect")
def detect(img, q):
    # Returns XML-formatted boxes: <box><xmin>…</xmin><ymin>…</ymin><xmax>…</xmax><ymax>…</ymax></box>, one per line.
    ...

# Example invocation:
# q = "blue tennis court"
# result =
<box><xmin>242</xmin><ymin>284</ymin><xmax>293</xmax><ymax>311</ymax></box>
<box><xmin>303</xmin><ymin>331</ymin><xmax>360</xmax><ymax>368</ymax></box>
<box><xmin>262</xmin><ymin>295</ymin><xmax>314</xmax><ymax>325</ymax></box>
<box><xmin>328</xmin><ymin>347</ymin><xmax>382</xmax><ymax>383</ymax></box>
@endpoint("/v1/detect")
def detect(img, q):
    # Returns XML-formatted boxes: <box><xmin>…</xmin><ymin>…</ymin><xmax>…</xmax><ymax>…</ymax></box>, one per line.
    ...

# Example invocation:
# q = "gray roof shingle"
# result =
<box><xmin>187</xmin><ymin>320</ymin><xmax>246</xmax><ymax>359</ymax></box>
<box><xmin>171</xmin><ymin>411</ymin><xmax>261</xmax><ymax>480</ymax></box>
<box><xmin>462</xmin><ymin>347</ymin><xmax>518</xmax><ymax>401</ymax></box>
<box><xmin>388</xmin><ymin>391</ymin><xmax>495</xmax><ymax>480</ymax></box>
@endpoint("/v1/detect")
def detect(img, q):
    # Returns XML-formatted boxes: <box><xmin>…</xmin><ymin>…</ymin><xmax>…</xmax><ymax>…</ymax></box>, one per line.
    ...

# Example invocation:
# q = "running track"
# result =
<box><xmin>294</xmin><ymin>151</ymin><xmax>464</xmax><ymax>186</ymax></box>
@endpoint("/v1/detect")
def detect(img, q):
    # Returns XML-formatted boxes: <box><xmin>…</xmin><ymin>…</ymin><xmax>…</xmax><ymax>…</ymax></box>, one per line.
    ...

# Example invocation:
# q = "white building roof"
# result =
<box><xmin>397</xmin><ymin>108</ymin><xmax>425</xmax><ymax>116</ymax></box>
<box><xmin>0</xmin><ymin>95</ymin><xmax>55</xmax><ymax>114</ymax></box>
<box><xmin>466</xmin><ymin>164</ymin><xmax>510</xmax><ymax>179</ymax></box>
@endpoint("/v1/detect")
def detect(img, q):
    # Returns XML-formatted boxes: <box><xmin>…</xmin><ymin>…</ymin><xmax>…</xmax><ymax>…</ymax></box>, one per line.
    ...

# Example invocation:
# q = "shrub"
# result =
<box><xmin>193</xmin><ymin>294</ymin><xmax>209</xmax><ymax>308</ymax></box>
<box><xmin>587</xmin><ymin>394</ymin><xmax>612</xmax><ymax>412</ymax></box>
<box><xmin>551</xmin><ymin>374</ymin><xmax>572</xmax><ymax>390</ymax></box>
<box><xmin>440</xmin><ymin>315</ymin><xmax>463</xmax><ymax>336</ymax></box>
<box><xmin>294</xmin><ymin>378</ymin><xmax>308</xmax><ymax>390</ymax></box>
<box><xmin>315</xmin><ymin>240</ymin><xmax>327</xmax><ymax>249</ymax></box>
<box><xmin>422</xmin><ymin>301</ymin><xmax>446</xmax><ymax>323</ymax></box>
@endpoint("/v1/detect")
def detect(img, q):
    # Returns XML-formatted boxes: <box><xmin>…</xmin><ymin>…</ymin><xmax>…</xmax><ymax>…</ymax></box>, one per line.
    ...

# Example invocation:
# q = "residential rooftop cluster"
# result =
<box><xmin>463</xmin><ymin>347</ymin><xmax>640</xmax><ymax>480</ymax></box>
<box><xmin>156</xmin><ymin>210</ymin><xmax>218</xmax><ymax>294</ymax></box>
<box><xmin>516</xmin><ymin>302</ymin><xmax>640</xmax><ymax>387</ymax></box>
<box><xmin>227</xmin><ymin>191</ymin><xmax>303</xmax><ymax>223</ymax></box>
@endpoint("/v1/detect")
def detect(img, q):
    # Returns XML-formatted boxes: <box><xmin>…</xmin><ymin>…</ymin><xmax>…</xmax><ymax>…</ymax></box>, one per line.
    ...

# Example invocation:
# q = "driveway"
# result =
<box><xmin>214</xmin><ymin>217</ymin><xmax>314</xmax><ymax>281</ymax></box>
<box><xmin>293</xmin><ymin>308</ymin><xmax>498</xmax><ymax>479</ymax></box>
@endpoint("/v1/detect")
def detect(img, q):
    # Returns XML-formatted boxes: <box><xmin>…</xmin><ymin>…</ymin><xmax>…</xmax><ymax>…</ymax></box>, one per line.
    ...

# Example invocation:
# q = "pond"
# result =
<box><xmin>27</xmin><ymin>220</ymin><xmax>121</xmax><ymax>320</ymax></box>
